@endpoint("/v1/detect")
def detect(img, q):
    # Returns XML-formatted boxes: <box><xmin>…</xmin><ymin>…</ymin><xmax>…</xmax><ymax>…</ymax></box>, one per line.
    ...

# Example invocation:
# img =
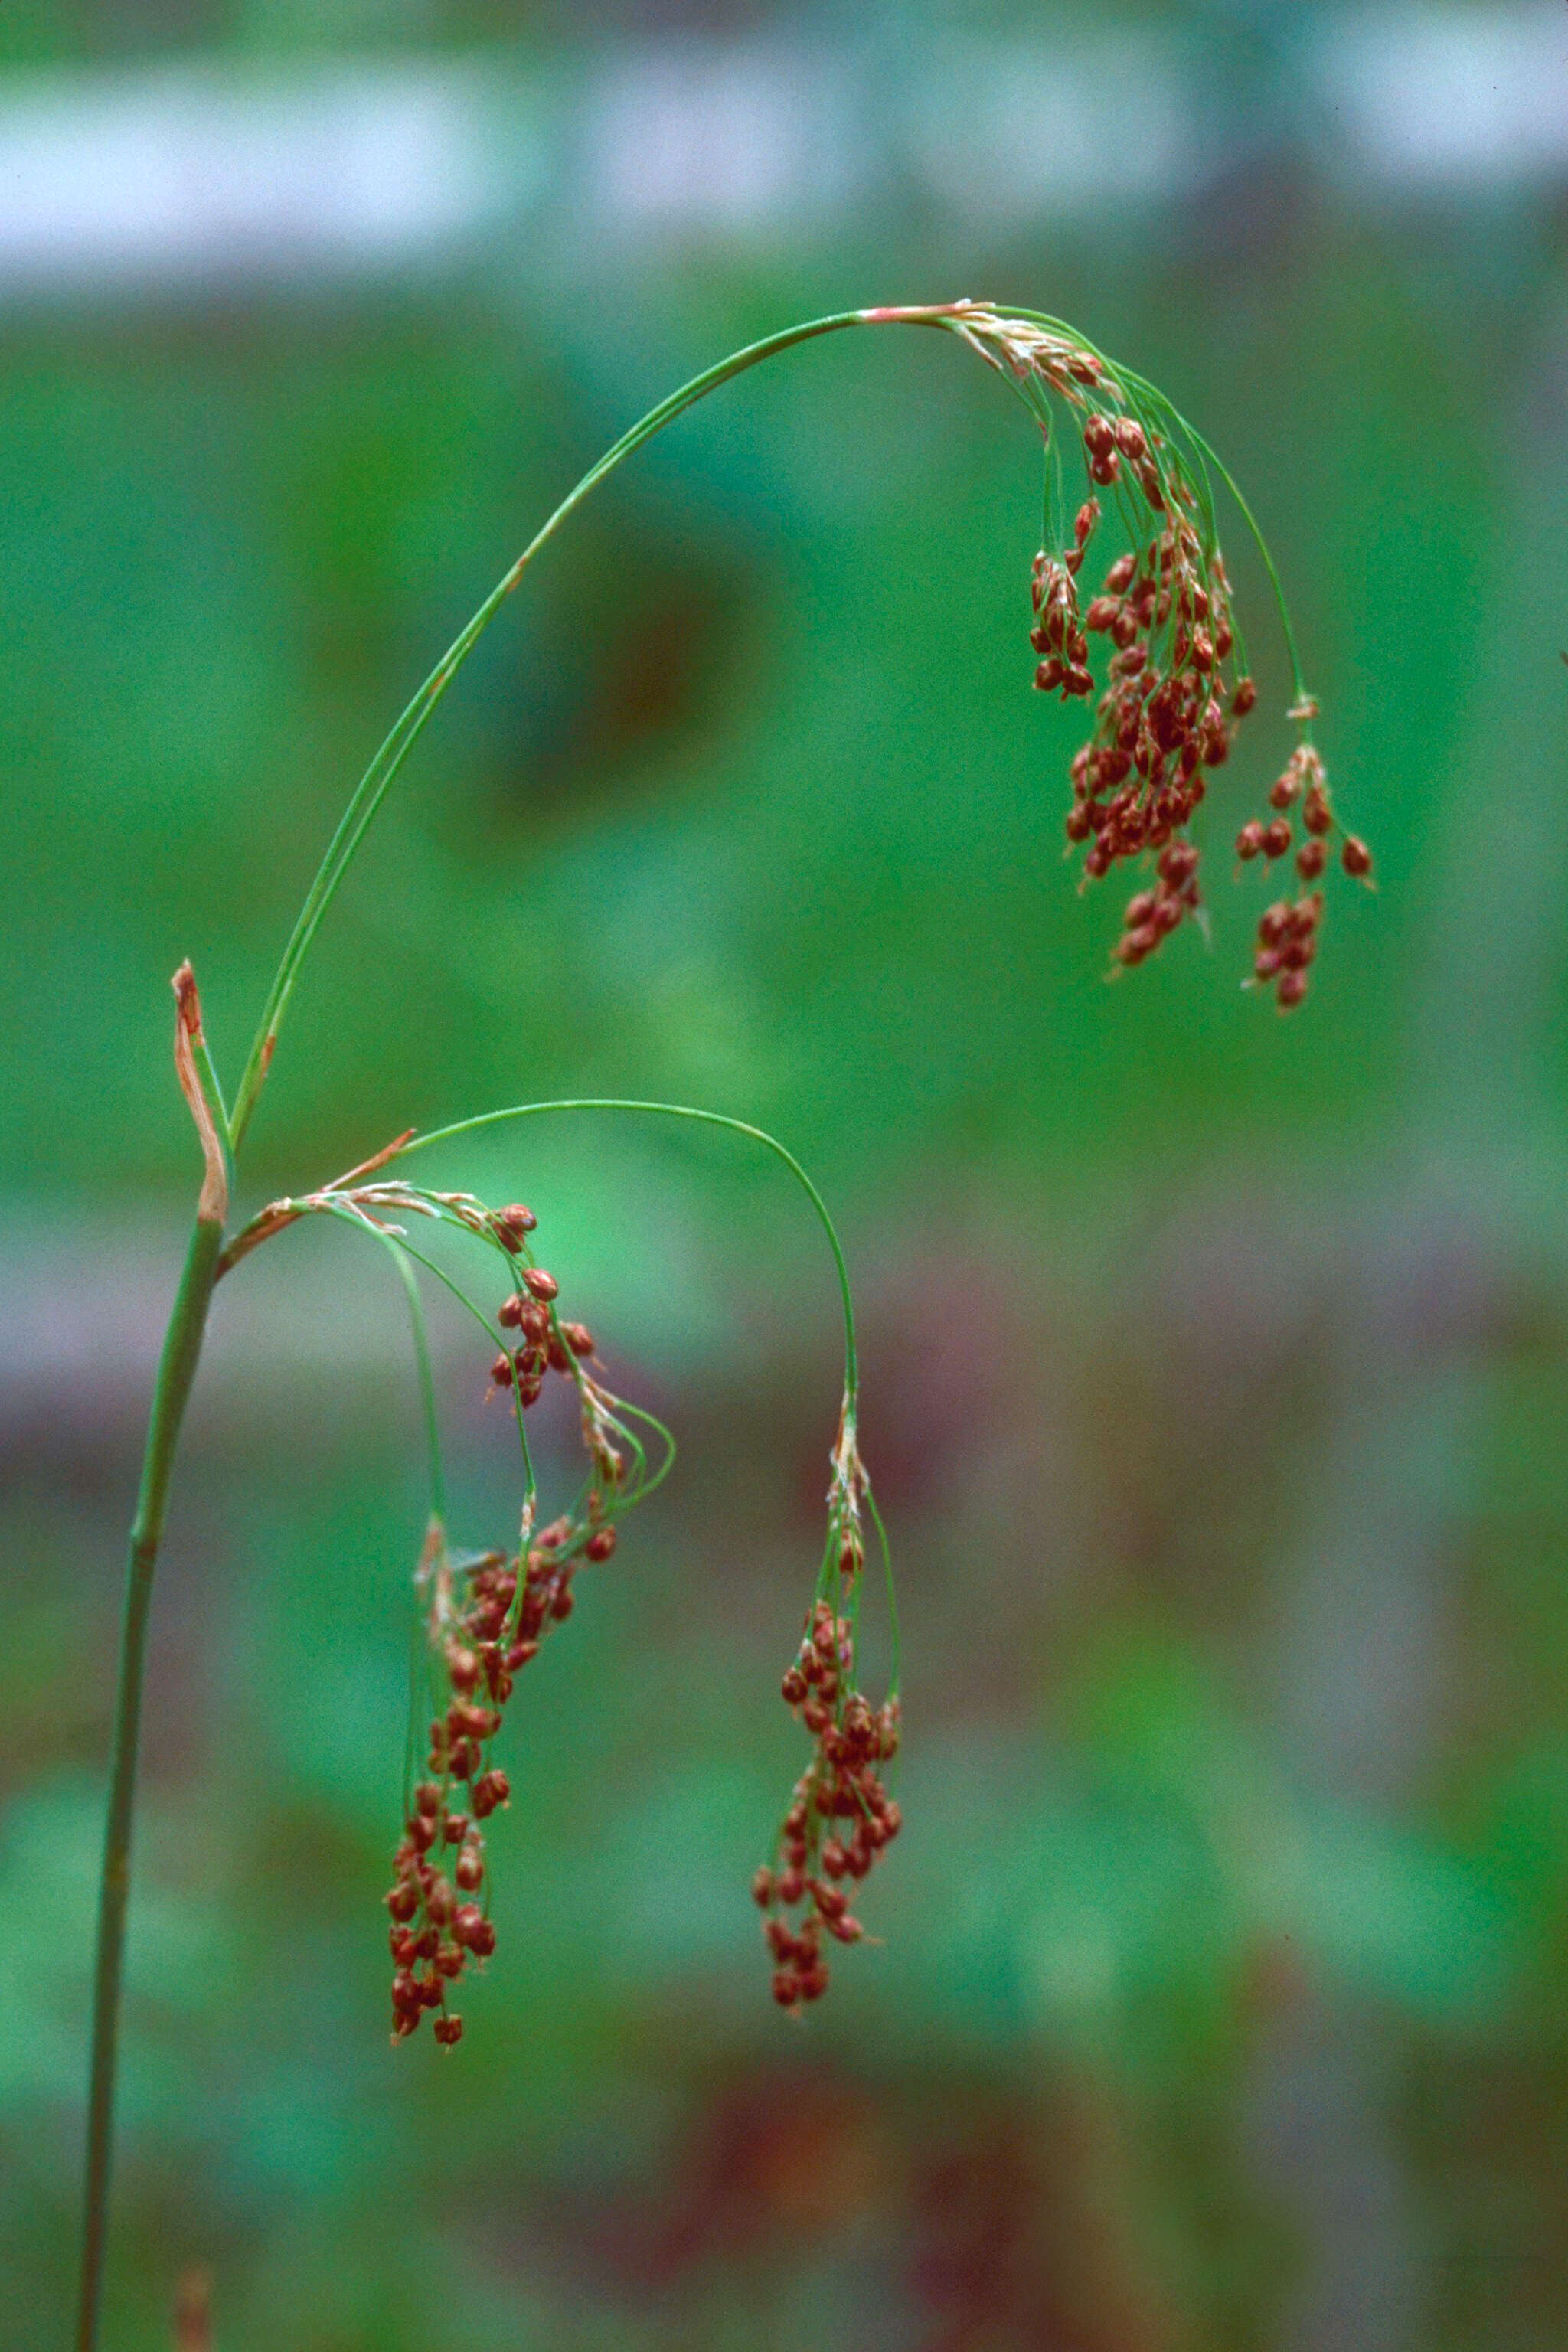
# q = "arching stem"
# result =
<box><xmin>226</xmin><ymin>305</ymin><xmax>963</xmax><ymax>1155</ymax></box>
<box><xmin>396</xmin><ymin>1098</ymin><xmax>860</xmax><ymax>1406</ymax></box>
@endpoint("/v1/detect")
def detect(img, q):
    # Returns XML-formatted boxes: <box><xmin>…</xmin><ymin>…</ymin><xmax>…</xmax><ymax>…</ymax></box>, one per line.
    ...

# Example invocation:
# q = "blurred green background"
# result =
<box><xmin>5</xmin><ymin>2</ymin><xmax>1568</xmax><ymax>2346</ymax></box>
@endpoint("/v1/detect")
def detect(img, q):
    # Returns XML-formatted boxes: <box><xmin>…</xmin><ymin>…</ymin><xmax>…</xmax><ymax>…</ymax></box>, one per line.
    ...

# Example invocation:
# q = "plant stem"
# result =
<box><xmin>77</xmin><ymin>1214</ymin><xmax>223</xmax><ymax>2352</ymax></box>
<box><xmin>224</xmin><ymin>305</ymin><xmax>964</xmax><ymax>1154</ymax></box>
<box><xmin>395</xmin><ymin>1097</ymin><xmax>860</xmax><ymax>1404</ymax></box>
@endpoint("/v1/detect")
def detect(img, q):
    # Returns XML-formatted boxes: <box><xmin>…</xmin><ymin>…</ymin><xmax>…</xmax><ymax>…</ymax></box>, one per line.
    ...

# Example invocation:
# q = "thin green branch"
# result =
<box><xmin>393</xmin><ymin>1099</ymin><xmax>859</xmax><ymax>1406</ymax></box>
<box><xmin>385</xmin><ymin>1240</ymin><xmax>446</xmax><ymax>1527</ymax></box>
<box><xmin>229</xmin><ymin>307</ymin><xmax>960</xmax><ymax>1152</ymax></box>
<box><xmin>1171</xmin><ymin>422</ymin><xmax>1310</xmax><ymax>713</ymax></box>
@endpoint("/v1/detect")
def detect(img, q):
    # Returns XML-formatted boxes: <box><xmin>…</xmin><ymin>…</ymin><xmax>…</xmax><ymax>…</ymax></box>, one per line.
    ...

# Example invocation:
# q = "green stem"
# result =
<box><xmin>76</xmin><ymin>1214</ymin><xmax>223</xmax><ymax>2352</ymax></box>
<box><xmin>386</xmin><ymin>1241</ymin><xmax>446</xmax><ymax>1527</ymax></box>
<box><xmin>227</xmin><ymin>306</ymin><xmax>959</xmax><ymax>1154</ymax></box>
<box><xmin>394</xmin><ymin>1098</ymin><xmax>859</xmax><ymax>1405</ymax></box>
<box><xmin>1183</xmin><ymin>423</ymin><xmax>1312</xmax><ymax>710</ymax></box>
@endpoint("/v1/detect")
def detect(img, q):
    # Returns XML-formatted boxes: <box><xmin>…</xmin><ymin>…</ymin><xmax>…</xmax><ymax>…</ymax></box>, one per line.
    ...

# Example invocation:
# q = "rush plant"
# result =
<box><xmin>75</xmin><ymin>299</ymin><xmax>1362</xmax><ymax>2352</ymax></box>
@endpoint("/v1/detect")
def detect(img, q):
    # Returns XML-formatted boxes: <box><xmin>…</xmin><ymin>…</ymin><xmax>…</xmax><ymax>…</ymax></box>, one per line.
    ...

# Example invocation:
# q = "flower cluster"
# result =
<box><xmin>1234</xmin><ymin>740</ymin><xmax>1374</xmax><ymax>1009</ymax></box>
<box><xmin>1034</xmin><ymin>440</ymin><xmax>1253</xmax><ymax>974</ymax></box>
<box><xmin>384</xmin><ymin>1530</ymin><xmax>511</xmax><ymax>2048</ymax></box>
<box><xmin>381</xmin><ymin>1202</ymin><xmax>661</xmax><ymax>2047</ymax></box>
<box><xmin>752</xmin><ymin>1419</ymin><xmax>900</xmax><ymax>2012</ymax></box>
<box><xmin>928</xmin><ymin>302</ymin><xmax>1367</xmax><ymax>1005</ymax></box>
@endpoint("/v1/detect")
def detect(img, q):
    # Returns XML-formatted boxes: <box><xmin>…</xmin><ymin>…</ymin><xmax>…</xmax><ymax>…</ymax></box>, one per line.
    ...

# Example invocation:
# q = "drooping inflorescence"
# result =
<box><xmin>377</xmin><ymin>1197</ymin><xmax>662</xmax><ymax>2046</ymax></box>
<box><xmin>752</xmin><ymin>1413</ymin><xmax>900</xmax><ymax>2011</ymax></box>
<box><xmin>936</xmin><ymin>302</ymin><xmax>1371</xmax><ymax>1010</ymax></box>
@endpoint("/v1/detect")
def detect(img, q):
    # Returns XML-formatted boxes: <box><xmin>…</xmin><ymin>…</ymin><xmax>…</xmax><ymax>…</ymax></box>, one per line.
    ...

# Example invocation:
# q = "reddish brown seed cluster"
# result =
<box><xmin>917</xmin><ymin>306</ymin><xmax>1357</xmax><ymax>1003</ymax></box>
<box><xmin>1039</xmin><ymin>472</ymin><xmax>1254</xmax><ymax>974</ymax></box>
<box><xmin>384</xmin><ymin>1550</ymin><xmax>517</xmax><ymax>2047</ymax></box>
<box><xmin>1028</xmin><ymin>498</ymin><xmax>1100</xmax><ymax>700</ymax></box>
<box><xmin>492</xmin><ymin>1200</ymin><xmax>537</xmax><ymax>1251</ymax></box>
<box><xmin>485</xmin><ymin>1210</ymin><xmax>597</xmax><ymax>1409</ymax></box>
<box><xmin>1248</xmin><ymin>893</ymin><xmax>1324</xmax><ymax>1011</ymax></box>
<box><xmin>753</xmin><ymin>1599</ymin><xmax>901</xmax><ymax>2012</ymax></box>
<box><xmin>1114</xmin><ymin>841</ymin><xmax>1201</xmax><ymax>969</ymax></box>
<box><xmin>1082</xmin><ymin>410</ymin><xmax>1166</xmax><ymax>503</ymax></box>
<box><xmin>384</xmin><ymin>1515</ymin><xmax>623</xmax><ymax>2043</ymax></box>
<box><xmin>386</xmin><ymin>1212</ymin><xmax>629</xmax><ymax>2045</ymax></box>
<box><xmin>1234</xmin><ymin>742</ymin><xmax>1374</xmax><ymax>1009</ymax></box>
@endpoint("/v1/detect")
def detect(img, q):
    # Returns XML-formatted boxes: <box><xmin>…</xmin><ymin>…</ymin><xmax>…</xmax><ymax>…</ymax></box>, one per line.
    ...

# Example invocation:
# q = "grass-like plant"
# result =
<box><xmin>74</xmin><ymin>299</ymin><xmax>1364</xmax><ymax>2352</ymax></box>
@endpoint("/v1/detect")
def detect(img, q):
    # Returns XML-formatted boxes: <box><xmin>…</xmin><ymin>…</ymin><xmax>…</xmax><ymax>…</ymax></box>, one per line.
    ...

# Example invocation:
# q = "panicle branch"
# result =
<box><xmin>751</xmin><ymin>1413</ymin><xmax>900</xmax><ymax>2012</ymax></box>
<box><xmin>931</xmin><ymin>302</ymin><xmax>1371</xmax><ymax>1010</ymax></box>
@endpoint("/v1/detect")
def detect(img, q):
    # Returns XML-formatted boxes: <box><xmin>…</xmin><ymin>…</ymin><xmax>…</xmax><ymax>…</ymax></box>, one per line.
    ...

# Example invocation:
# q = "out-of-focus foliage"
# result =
<box><xmin>5</xmin><ymin>4</ymin><xmax>1568</xmax><ymax>2347</ymax></box>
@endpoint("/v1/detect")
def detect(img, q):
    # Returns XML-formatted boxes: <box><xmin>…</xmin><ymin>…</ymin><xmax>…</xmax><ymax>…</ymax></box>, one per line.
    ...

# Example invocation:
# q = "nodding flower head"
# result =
<box><xmin>224</xmin><ymin>1116</ymin><xmax>877</xmax><ymax>2034</ymax></box>
<box><xmin>937</xmin><ymin>302</ymin><xmax>1370</xmax><ymax>1010</ymax></box>
<box><xmin>753</xmin><ymin>1411</ymin><xmax>899</xmax><ymax>2013</ymax></box>
<box><xmin>363</xmin><ymin>1192</ymin><xmax>670</xmax><ymax>2047</ymax></box>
